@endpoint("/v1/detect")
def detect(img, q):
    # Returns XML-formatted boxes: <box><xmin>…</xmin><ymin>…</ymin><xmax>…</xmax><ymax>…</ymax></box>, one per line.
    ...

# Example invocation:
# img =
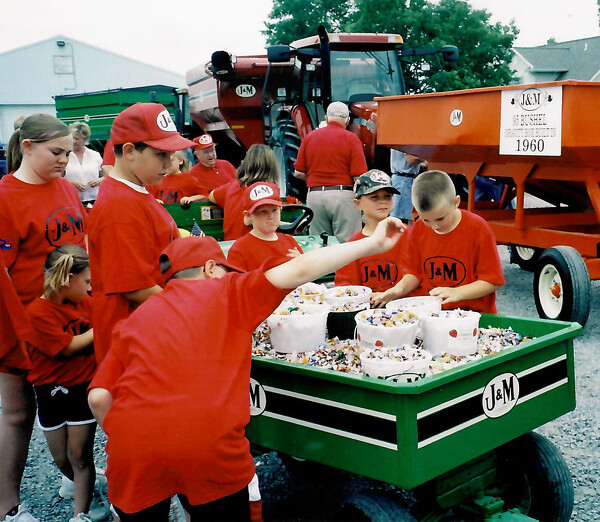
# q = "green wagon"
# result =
<box><xmin>247</xmin><ymin>314</ymin><xmax>581</xmax><ymax>521</ymax></box>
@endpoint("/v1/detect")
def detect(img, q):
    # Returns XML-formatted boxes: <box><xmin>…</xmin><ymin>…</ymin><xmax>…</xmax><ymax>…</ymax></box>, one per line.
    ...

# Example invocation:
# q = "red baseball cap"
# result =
<box><xmin>192</xmin><ymin>134</ymin><xmax>217</xmax><ymax>150</ymax></box>
<box><xmin>111</xmin><ymin>103</ymin><xmax>195</xmax><ymax>151</ymax></box>
<box><xmin>160</xmin><ymin>236</ymin><xmax>243</xmax><ymax>282</ymax></box>
<box><xmin>244</xmin><ymin>182</ymin><xmax>282</xmax><ymax>214</ymax></box>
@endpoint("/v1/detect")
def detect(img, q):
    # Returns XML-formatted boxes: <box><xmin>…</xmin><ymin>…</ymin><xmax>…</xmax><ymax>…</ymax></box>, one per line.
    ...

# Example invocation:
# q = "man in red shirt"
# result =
<box><xmin>188</xmin><ymin>134</ymin><xmax>237</xmax><ymax>195</ymax></box>
<box><xmin>294</xmin><ymin>101</ymin><xmax>367</xmax><ymax>243</ymax></box>
<box><xmin>88</xmin><ymin>103</ymin><xmax>194</xmax><ymax>363</ymax></box>
<box><xmin>89</xmin><ymin>217</ymin><xmax>405</xmax><ymax>521</ymax></box>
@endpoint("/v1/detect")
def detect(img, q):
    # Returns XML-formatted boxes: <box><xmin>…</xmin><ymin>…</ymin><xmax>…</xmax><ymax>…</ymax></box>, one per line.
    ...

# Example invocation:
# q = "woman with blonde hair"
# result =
<box><xmin>64</xmin><ymin>121</ymin><xmax>103</xmax><ymax>204</ymax></box>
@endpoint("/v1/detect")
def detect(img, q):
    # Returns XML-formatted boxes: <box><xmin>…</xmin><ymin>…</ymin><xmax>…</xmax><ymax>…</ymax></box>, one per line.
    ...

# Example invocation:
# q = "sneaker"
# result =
<box><xmin>88</xmin><ymin>486</ymin><xmax>111</xmax><ymax>522</ymax></box>
<box><xmin>3</xmin><ymin>505</ymin><xmax>39</xmax><ymax>522</ymax></box>
<box><xmin>60</xmin><ymin>468</ymin><xmax>108</xmax><ymax>500</ymax></box>
<box><xmin>69</xmin><ymin>514</ymin><xmax>93</xmax><ymax>522</ymax></box>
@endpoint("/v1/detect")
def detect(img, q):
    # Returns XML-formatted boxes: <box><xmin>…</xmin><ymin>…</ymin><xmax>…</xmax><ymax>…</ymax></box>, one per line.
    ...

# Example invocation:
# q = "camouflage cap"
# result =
<box><xmin>354</xmin><ymin>169</ymin><xmax>400</xmax><ymax>198</ymax></box>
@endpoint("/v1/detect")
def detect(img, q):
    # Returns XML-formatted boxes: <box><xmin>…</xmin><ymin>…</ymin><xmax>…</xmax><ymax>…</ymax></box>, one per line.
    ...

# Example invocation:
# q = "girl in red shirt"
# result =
<box><xmin>208</xmin><ymin>144</ymin><xmax>281</xmax><ymax>240</ymax></box>
<box><xmin>0</xmin><ymin>114</ymin><xmax>87</xmax><ymax>522</ymax></box>
<box><xmin>27</xmin><ymin>245</ymin><xmax>104</xmax><ymax>522</ymax></box>
<box><xmin>147</xmin><ymin>150</ymin><xmax>201</xmax><ymax>204</ymax></box>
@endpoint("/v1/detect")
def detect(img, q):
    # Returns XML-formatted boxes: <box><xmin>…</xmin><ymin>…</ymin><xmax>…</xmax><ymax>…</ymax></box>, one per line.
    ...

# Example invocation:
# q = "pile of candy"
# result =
<box><xmin>252</xmin><ymin>321</ymin><xmax>532</xmax><ymax>379</ymax></box>
<box><xmin>284</xmin><ymin>283</ymin><xmax>326</xmax><ymax>304</ymax></box>
<box><xmin>330</xmin><ymin>302</ymin><xmax>369</xmax><ymax>312</ymax></box>
<box><xmin>430</xmin><ymin>309</ymin><xmax>474</xmax><ymax>319</ymax></box>
<box><xmin>332</xmin><ymin>287</ymin><xmax>361</xmax><ymax>297</ymax></box>
<box><xmin>253</xmin><ymin>335</ymin><xmax>363</xmax><ymax>374</ymax></box>
<box><xmin>271</xmin><ymin>305</ymin><xmax>323</xmax><ymax>316</ymax></box>
<box><xmin>355</xmin><ymin>309</ymin><xmax>418</xmax><ymax>327</ymax></box>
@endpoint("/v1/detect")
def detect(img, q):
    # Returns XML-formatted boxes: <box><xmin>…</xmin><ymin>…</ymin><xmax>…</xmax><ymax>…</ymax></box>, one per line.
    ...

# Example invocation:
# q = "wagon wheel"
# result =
<box><xmin>509</xmin><ymin>244</ymin><xmax>542</xmax><ymax>272</ymax></box>
<box><xmin>533</xmin><ymin>246</ymin><xmax>591</xmax><ymax>326</ymax></box>
<box><xmin>333</xmin><ymin>492</ymin><xmax>416</xmax><ymax>522</ymax></box>
<box><xmin>489</xmin><ymin>432</ymin><xmax>573</xmax><ymax>522</ymax></box>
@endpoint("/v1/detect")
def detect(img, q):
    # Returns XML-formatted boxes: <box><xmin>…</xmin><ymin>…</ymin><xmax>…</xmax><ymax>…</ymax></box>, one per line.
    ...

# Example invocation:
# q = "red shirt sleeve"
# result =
<box><xmin>226</xmin><ymin>241</ymin><xmax>248</xmax><ymax>271</ymax></box>
<box><xmin>27</xmin><ymin>299</ymin><xmax>73</xmax><ymax>358</ymax></box>
<box><xmin>348</xmin><ymin>134</ymin><xmax>368</xmax><ymax>176</ymax></box>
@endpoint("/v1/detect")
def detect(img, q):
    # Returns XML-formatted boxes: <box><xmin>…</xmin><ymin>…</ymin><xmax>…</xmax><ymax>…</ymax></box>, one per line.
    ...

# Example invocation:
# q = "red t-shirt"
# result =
<box><xmin>188</xmin><ymin>159</ymin><xmax>237</xmax><ymax>196</ymax></box>
<box><xmin>402</xmin><ymin>210</ymin><xmax>505</xmax><ymax>313</ymax></box>
<box><xmin>211</xmin><ymin>181</ymin><xmax>251</xmax><ymax>240</ymax></box>
<box><xmin>0</xmin><ymin>174</ymin><xmax>88</xmax><ymax>305</ymax></box>
<box><xmin>88</xmin><ymin>177</ymin><xmax>180</xmax><ymax>363</ymax></box>
<box><xmin>294</xmin><ymin>122</ymin><xmax>368</xmax><ymax>187</ymax></box>
<box><xmin>227</xmin><ymin>232</ymin><xmax>303</xmax><ymax>271</ymax></box>
<box><xmin>0</xmin><ymin>251</ymin><xmax>33</xmax><ymax>373</ymax></box>
<box><xmin>26</xmin><ymin>296</ymin><xmax>96</xmax><ymax>386</ymax></box>
<box><xmin>146</xmin><ymin>173</ymin><xmax>202</xmax><ymax>203</ymax></box>
<box><xmin>335</xmin><ymin>230</ymin><xmax>408</xmax><ymax>292</ymax></box>
<box><xmin>91</xmin><ymin>272</ymin><xmax>290</xmax><ymax>512</ymax></box>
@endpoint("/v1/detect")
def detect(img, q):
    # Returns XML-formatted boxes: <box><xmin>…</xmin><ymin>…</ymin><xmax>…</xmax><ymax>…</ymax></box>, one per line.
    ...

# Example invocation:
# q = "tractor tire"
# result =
<box><xmin>270</xmin><ymin>115</ymin><xmax>306</xmax><ymax>201</ymax></box>
<box><xmin>509</xmin><ymin>244</ymin><xmax>542</xmax><ymax>272</ymax></box>
<box><xmin>333</xmin><ymin>492</ymin><xmax>416</xmax><ymax>522</ymax></box>
<box><xmin>533</xmin><ymin>246</ymin><xmax>591</xmax><ymax>326</ymax></box>
<box><xmin>493</xmin><ymin>432</ymin><xmax>574</xmax><ymax>522</ymax></box>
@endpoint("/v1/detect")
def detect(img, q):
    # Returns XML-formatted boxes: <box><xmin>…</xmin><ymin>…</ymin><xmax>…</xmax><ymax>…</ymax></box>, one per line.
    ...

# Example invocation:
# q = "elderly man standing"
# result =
<box><xmin>188</xmin><ymin>134</ymin><xmax>237</xmax><ymax>196</ymax></box>
<box><xmin>294</xmin><ymin>101</ymin><xmax>367</xmax><ymax>243</ymax></box>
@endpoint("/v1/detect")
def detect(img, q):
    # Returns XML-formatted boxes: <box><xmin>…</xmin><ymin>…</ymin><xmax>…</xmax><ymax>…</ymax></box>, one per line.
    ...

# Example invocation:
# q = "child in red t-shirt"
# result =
<box><xmin>88</xmin><ymin>103</ymin><xmax>194</xmax><ymax>364</ymax></box>
<box><xmin>190</xmin><ymin>144</ymin><xmax>280</xmax><ymax>240</ymax></box>
<box><xmin>88</xmin><ymin>218</ymin><xmax>405</xmax><ymax>521</ymax></box>
<box><xmin>227</xmin><ymin>181</ymin><xmax>302</xmax><ymax>270</ymax></box>
<box><xmin>335</xmin><ymin>170</ymin><xmax>409</xmax><ymax>293</ymax></box>
<box><xmin>147</xmin><ymin>150</ymin><xmax>201</xmax><ymax>204</ymax></box>
<box><xmin>26</xmin><ymin>245</ymin><xmax>108</xmax><ymax>522</ymax></box>
<box><xmin>371</xmin><ymin>170</ymin><xmax>505</xmax><ymax>313</ymax></box>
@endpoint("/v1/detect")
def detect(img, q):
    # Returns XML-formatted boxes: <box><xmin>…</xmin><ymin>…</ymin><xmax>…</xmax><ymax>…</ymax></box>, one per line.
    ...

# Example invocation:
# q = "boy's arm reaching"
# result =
<box><xmin>370</xmin><ymin>273</ymin><xmax>422</xmax><ymax>308</ymax></box>
<box><xmin>430</xmin><ymin>280</ymin><xmax>502</xmax><ymax>305</ymax></box>
<box><xmin>265</xmin><ymin>218</ymin><xmax>406</xmax><ymax>290</ymax></box>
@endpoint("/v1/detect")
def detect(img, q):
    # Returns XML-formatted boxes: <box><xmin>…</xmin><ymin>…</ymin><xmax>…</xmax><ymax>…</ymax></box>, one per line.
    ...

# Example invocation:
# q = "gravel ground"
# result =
<box><xmin>5</xmin><ymin>246</ymin><xmax>599</xmax><ymax>521</ymax></box>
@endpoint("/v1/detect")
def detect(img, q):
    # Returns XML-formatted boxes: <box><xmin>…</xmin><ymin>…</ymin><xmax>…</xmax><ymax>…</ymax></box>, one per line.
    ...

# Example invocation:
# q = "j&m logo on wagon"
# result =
<box><xmin>250</xmin><ymin>378</ymin><xmax>267</xmax><ymax>416</ymax></box>
<box><xmin>482</xmin><ymin>372</ymin><xmax>520</xmax><ymax>419</ymax></box>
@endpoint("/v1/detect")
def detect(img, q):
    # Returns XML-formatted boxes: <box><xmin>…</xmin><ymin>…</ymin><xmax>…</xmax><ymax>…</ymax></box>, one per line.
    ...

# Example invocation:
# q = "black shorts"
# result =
<box><xmin>33</xmin><ymin>381</ymin><xmax>95</xmax><ymax>431</ymax></box>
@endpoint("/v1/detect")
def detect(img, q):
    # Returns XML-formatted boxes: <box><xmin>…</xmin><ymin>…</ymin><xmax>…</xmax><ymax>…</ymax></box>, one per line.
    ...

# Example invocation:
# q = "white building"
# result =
<box><xmin>0</xmin><ymin>35</ymin><xmax>185</xmax><ymax>143</ymax></box>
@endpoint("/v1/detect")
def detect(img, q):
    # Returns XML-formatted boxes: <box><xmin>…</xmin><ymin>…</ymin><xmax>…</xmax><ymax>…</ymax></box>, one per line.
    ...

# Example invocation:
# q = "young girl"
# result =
<box><xmin>147</xmin><ymin>150</ymin><xmax>201</xmax><ymax>204</ymax></box>
<box><xmin>0</xmin><ymin>113</ymin><xmax>87</xmax><ymax>522</ymax></box>
<box><xmin>227</xmin><ymin>181</ymin><xmax>302</xmax><ymax>271</ymax></box>
<box><xmin>26</xmin><ymin>245</ymin><xmax>105</xmax><ymax>522</ymax></box>
<box><xmin>192</xmin><ymin>144</ymin><xmax>280</xmax><ymax>240</ymax></box>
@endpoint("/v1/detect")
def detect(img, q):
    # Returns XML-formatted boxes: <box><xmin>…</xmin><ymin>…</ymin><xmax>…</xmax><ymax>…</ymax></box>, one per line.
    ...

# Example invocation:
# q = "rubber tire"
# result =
<box><xmin>270</xmin><ymin>116</ymin><xmax>305</xmax><ymax>201</ymax></box>
<box><xmin>334</xmin><ymin>492</ymin><xmax>416</xmax><ymax>522</ymax></box>
<box><xmin>533</xmin><ymin>246</ymin><xmax>591</xmax><ymax>326</ymax></box>
<box><xmin>278</xmin><ymin>453</ymin><xmax>336</xmax><ymax>480</ymax></box>
<box><xmin>495</xmin><ymin>432</ymin><xmax>574</xmax><ymax>522</ymax></box>
<box><xmin>510</xmin><ymin>244</ymin><xmax>542</xmax><ymax>272</ymax></box>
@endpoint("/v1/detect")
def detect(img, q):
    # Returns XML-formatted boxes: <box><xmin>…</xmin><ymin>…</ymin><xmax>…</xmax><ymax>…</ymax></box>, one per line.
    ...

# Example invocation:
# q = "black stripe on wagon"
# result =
<box><xmin>417</xmin><ymin>359</ymin><xmax>568</xmax><ymax>444</ymax></box>
<box><xmin>264</xmin><ymin>389</ymin><xmax>398</xmax><ymax>446</ymax></box>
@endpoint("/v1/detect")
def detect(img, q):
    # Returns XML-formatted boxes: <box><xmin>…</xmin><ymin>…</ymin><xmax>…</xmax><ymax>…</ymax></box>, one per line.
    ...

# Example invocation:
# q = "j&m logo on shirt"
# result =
<box><xmin>361</xmin><ymin>259</ymin><xmax>399</xmax><ymax>290</ymax></box>
<box><xmin>424</xmin><ymin>256</ymin><xmax>466</xmax><ymax>286</ymax></box>
<box><xmin>45</xmin><ymin>207</ymin><xmax>85</xmax><ymax>246</ymax></box>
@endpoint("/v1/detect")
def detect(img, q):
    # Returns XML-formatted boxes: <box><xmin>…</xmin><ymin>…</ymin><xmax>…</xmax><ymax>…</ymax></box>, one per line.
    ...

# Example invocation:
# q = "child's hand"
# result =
<box><xmin>287</xmin><ymin>247</ymin><xmax>302</xmax><ymax>259</ymax></box>
<box><xmin>370</xmin><ymin>290</ymin><xmax>395</xmax><ymax>308</ymax></box>
<box><xmin>371</xmin><ymin>217</ymin><xmax>407</xmax><ymax>252</ymax></box>
<box><xmin>155</xmin><ymin>198</ymin><xmax>164</xmax><ymax>205</ymax></box>
<box><xmin>429</xmin><ymin>286</ymin><xmax>463</xmax><ymax>304</ymax></box>
<box><xmin>180</xmin><ymin>196</ymin><xmax>192</xmax><ymax>205</ymax></box>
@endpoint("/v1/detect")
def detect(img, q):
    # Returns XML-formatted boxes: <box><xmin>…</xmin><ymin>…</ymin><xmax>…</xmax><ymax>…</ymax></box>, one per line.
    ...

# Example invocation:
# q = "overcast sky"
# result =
<box><xmin>0</xmin><ymin>0</ymin><xmax>598</xmax><ymax>76</ymax></box>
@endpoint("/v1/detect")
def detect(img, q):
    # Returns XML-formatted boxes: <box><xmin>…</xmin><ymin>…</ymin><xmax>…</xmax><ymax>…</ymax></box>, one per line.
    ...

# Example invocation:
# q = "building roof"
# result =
<box><xmin>0</xmin><ymin>35</ymin><xmax>186</xmax><ymax>104</ymax></box>
<box><xmin>514</xmin><ymin>36</ymin><xmax>600</xmax><ymax>81</ymax></box>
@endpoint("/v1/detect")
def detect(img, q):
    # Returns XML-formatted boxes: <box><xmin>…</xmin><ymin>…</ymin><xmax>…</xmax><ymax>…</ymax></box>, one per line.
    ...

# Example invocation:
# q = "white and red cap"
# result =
<box><xmin>192</xmin><ymin>134</ymin><xmax>217</xmax><ymax>150</ymax></box>
<box><xmin>110</xmin><ymin>103</ymin><xmax>194</xmax><ymax>151</ymax></box>
<box><xmin>244</xmin><ymin>182</ymin><xmax>282</xmax><ymax>214</ymax></box>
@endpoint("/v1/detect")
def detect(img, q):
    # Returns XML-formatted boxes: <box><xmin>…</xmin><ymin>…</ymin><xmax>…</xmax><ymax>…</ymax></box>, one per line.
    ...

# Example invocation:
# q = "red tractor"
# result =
<box><xmin>186</xmin><ymin>25</ymin><xmax>458</xmax><ymax>200</ymax></box>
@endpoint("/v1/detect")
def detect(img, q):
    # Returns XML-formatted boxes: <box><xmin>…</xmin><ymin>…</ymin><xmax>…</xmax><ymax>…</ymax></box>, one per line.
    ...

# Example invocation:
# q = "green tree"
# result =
<box><xmin>264</xmin><ymin>0</ymin><xmax>355</xmax><ymax>44</ymax></box>
<box><xmin>264</xmin><ymin>0</ymin><xmax>518</xmax><ymax>91</ymax></box>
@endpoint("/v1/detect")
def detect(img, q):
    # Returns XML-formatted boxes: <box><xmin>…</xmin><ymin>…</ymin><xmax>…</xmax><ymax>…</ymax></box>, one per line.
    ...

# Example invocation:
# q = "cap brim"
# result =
<box><xmin>143</xmin><ymin>135</ymin><xmax>195</xmax><ymax>151</ymax></box>
<box><xmin>192</xmin><ymin>142</ymin><xmax>218</xmax><ymax>150</ymax></box>
<box><xmin>247</xmin><ymin>199</ymin><xmax>283</xmax><ymax>215</ymax></box>
<box><xmin>359</xmin><ymin>186</ymin><xmax>400</xmax><ymax>197</ymax></box>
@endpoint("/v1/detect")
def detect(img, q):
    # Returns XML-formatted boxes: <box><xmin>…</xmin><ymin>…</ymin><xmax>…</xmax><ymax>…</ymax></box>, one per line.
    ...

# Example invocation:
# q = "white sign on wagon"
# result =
<box><xmin>499</xmin><ymin>85</ymin><xmax>562</xmax><ymax>156</ymax></box>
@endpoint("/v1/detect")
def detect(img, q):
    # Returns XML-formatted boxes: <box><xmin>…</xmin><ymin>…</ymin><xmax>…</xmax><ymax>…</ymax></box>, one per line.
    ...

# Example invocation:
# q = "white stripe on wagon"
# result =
<box><xmin>262</xmin><ymin>411</ymin><xmax>398</xmax><ymax>451</ymax></box>
<box><xmin>264</xmin><ymin>386</ymin><xmax>397</xmax><ymax>421</ymax></box>
<box><xmin>416</xmin><ymin>354</ymin><xmax>568</xmax><ymax>449</ymax></box>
